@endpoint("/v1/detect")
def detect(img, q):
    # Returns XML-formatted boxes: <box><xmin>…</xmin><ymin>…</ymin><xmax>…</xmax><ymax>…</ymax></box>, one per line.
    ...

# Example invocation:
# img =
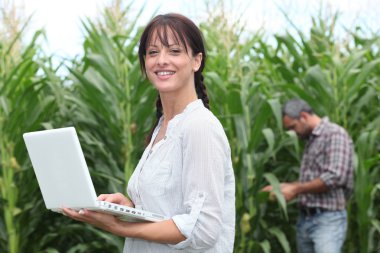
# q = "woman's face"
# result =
<box><xmin>144</xmin><ymin>30</ymin><xmax>202</xmax><ymax>95</ymax></box>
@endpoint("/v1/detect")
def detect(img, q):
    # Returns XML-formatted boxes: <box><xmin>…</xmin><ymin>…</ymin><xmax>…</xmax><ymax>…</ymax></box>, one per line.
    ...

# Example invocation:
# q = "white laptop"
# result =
<box><xmin>23</xmin><ymin>127</ymin><xmax>166</xmax><ymax>223</ymax></box>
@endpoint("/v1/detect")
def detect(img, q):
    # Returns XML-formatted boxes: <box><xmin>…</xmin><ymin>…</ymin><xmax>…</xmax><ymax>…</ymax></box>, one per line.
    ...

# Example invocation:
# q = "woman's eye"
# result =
<box><xmin>148</xmin><ymin>50</ymin><xmax>158</xmax><ymax>55</ymax></box>
<box><xmin>170</xmin><ymin>48</ymin><xmax>181</xmax><ymax>54</ymax></box>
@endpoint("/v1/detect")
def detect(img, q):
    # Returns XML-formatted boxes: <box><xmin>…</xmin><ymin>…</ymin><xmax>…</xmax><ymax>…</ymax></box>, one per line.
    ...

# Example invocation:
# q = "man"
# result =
<box><xmin>263</xmin><ymin>98</ymin><xmax>354</xmax><ymax>253</ymax></box>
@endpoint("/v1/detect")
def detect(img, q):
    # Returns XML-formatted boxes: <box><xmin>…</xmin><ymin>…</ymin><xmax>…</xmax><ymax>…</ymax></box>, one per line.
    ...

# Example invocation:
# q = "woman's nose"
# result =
<box><xmin>157</xmin><ymin>51</ymin><xmax>168</xmax><ymax>65</ymax></box>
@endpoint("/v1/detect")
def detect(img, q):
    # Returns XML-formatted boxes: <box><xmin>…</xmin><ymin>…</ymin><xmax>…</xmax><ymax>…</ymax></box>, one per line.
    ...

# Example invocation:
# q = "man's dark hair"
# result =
<box><xmin>282</xmin><ymin>98</ymin><xmax>314</xmax><ymax>119</ymax></box>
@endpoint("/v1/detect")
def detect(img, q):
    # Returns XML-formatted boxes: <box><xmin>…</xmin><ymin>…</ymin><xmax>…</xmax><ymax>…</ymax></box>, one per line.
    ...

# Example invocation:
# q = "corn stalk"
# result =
<box><xmin>1</xmin><ymin>1</ymin><xmax>379</xmax><ymax>252</ymax></box>
<box><xmin>67</xmin><ymin>1</ymin><xmax>156</xmax><ymax>197</ymax></box>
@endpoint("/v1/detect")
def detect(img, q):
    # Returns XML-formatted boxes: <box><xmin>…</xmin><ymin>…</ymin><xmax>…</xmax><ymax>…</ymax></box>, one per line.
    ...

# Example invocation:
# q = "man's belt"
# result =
<box><xmin>300</xmin><ymin>206</ymin><xmax>328</xmax><ymax>216</ymax></box>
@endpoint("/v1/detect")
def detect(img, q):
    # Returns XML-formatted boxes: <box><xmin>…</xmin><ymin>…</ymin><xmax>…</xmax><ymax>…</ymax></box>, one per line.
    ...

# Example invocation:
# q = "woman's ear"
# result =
<box><xmin>193</xmin><ymin>53</ymin><xmax>202</xmax><ymax>72</ymax></box>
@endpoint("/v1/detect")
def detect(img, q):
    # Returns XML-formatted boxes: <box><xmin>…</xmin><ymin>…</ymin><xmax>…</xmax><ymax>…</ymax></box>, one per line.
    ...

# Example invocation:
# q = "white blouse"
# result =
<box><xmin>124</xmin><ymin>99</ymin><xmax>235</xmax><ymax>253</ymax></box>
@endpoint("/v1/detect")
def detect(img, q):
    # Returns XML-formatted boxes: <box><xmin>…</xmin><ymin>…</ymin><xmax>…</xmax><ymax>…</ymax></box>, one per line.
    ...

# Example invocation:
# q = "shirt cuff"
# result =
<box><xmin>169</xmin><ymin>191</ymin><xmax>206</xmax><ymax>250</ymax></box>
<box><xmin>320</xmin><ymin>172</ymin><xmax>336</xmax><ymax>188</ymax></box>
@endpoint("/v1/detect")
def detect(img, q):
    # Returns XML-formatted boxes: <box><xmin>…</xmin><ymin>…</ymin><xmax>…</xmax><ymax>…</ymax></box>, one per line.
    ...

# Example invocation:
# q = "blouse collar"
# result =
<box><xmin>153</xmin><ymin>99</ymin><xmax>204</xmax><ymax>140</ymax></box>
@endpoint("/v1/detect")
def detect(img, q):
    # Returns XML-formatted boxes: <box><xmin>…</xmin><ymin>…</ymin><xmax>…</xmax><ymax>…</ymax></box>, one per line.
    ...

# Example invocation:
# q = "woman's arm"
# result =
<box><xmin>62</xmin><ymin>207</ymin><xmax>186</xmax><ymax>244</ymax></box>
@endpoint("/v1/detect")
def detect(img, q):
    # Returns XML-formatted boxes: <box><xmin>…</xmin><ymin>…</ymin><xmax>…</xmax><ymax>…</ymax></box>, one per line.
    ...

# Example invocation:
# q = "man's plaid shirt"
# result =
<box><xmin>299</xmin><ymin>117</ymin><xmax>354</xmax><ymax>210</ymax></box>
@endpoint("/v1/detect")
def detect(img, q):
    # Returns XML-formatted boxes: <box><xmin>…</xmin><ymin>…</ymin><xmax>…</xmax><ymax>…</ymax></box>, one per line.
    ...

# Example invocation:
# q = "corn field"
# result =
<box><xmin>0</xmin><ymin>1</ymin><xmax>379</xmax><ymax>253</ymax></box>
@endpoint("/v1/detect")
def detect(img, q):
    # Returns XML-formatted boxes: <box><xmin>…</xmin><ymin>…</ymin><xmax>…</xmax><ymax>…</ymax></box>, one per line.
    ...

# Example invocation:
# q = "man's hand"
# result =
<box><xmin>261</xmin><ymin>185</ymin><xmax>276</xmax><ymax>201</ymax></box>
<box><xmin>262</xmin><ymin>182</ymin><xmax>300</xmax><ymax>202</ymax></box>
<box><xmin>278</xmin><ymin>183</ymin><xmax>300</xmax><ymax>201</ymax></box>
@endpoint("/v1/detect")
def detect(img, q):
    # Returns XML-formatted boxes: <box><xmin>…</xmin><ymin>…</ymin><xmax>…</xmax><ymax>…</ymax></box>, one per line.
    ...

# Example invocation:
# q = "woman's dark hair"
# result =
<box><xmin>138</xmin><ymin>13</ymin><xmax>209</xmax><ymax>144</ymax></box>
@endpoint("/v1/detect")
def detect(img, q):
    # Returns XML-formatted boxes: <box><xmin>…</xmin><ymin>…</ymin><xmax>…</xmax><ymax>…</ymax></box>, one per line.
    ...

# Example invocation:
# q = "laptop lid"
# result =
<box><xmin>23</xmin><ymin>127</ymin><xmax>98</xmax><ymax>210</ymax></box>
<box><xmin>23</xmin><ymin>127</ymin><xmax>167</xmax><ymax>222</ymax></box>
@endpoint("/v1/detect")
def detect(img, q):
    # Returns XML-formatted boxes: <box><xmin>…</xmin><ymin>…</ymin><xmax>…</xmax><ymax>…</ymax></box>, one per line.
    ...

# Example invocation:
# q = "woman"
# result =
<box><xmin>64</xmin><ymin>13</ymin><xmax>235</xmax><ymax>252</ymax></box>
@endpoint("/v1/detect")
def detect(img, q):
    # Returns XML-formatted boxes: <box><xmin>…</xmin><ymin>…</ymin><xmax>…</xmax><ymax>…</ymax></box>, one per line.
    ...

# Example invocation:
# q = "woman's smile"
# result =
<box><xmin>155</xmin><ymin>70</ymin><xmax>176</xmax><ymax>80</ymax></box>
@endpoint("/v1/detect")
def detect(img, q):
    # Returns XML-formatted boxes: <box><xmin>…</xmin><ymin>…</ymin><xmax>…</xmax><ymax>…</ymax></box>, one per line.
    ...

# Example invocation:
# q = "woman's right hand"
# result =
<box><xmin>97</xmin><ymin>193</ymin><xmax>134</xmax><ymax>208</ymax></box>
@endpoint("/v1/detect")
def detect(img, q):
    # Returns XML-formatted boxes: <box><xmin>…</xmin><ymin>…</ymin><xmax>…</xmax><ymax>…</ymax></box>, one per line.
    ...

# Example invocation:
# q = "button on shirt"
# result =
<box><xmin>124</xmin><ymin>99</ymin><xmax>236</xmax><ymax>253</ymax></box>
<box><xmin>299</xmin><ymin>117</ymin><xmax>354</xmax><ymax>210</ymax></box>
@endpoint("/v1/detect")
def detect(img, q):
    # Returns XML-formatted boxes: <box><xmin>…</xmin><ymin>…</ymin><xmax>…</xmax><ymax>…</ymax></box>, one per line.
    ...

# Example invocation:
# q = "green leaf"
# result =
<box><xmin>262</xmin><ymin>128</ymin><xmax>275</xmax><ymax>152</ymax></box>
<box><xmin>259</xmin><ymin>240</ymin><xmax>271</xmax><ymax>253</ymax></box>
<box><xmin>268</xmin><ymin>227</ymin><xmax>291</xmax><ymax>253</ymax></box>
<box><xmin>263</xmin><ymin>173</ymin><xmax>288</xmax><ymax>219</ymax></box>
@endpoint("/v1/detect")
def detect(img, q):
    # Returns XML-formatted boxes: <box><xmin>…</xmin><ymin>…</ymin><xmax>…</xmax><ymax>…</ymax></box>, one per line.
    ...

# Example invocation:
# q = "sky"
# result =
<box><xmin>8</xmin><ymin>0</ymin><xmax>380</xmax><ymax>62</ymax></box>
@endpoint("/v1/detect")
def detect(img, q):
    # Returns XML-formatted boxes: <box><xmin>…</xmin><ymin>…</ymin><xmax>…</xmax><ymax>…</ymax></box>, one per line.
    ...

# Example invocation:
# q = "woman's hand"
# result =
<box><xmin>97</xmin><ymin>192</ymin><xmax>134</xmax><ymax>207</ymax></box>
<box><xmin>62</xmin><ymin>207</ymin><xmax>124</xmax><ymax>235</ymax></box>
<box><xmin>61</xmin><ymin>193</ymin><xmax>134</xmax><ymax>235</ymax></box>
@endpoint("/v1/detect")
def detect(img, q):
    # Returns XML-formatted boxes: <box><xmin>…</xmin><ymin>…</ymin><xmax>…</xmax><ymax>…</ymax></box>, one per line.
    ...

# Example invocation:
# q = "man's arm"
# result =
<box><xmin>262</xmin><ymin>178</ymin><xmax>329</xmax><ymax>202</ymax></box>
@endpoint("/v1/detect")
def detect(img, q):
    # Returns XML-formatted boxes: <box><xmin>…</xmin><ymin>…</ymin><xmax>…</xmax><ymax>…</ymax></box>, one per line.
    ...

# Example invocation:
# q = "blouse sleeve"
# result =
<box><xmin>170</xmin><ymin>115</ymin><xmax>229</xmax><ymax>251</ymax></box>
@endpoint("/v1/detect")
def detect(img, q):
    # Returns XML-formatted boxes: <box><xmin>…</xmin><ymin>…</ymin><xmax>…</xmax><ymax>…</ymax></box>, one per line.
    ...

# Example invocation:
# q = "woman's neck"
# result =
<box><xmin>159</xmin><ymin>92</ymin><xmax>198</xmax><ymax>125</ymax></box>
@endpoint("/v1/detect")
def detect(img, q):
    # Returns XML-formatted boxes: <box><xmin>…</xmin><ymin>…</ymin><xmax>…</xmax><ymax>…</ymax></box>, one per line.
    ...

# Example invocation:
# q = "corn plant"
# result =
<box><xmin>0</xmin><ymin>18</ymin><xmax>61</xmax><ymax>253</ymax></box>
<box><xmin>0</xmin><ymin>3</ymin><xmax>119</xmax><ymax>253</ymax></box>
<box><xmin>202</xmin><ymin>3</ymin><xmax>380</xmax><ymax>252</ymax></box>
<box><xmin>1</xmin><ymin>1</ymin><xmax>379</xmax><ymax>253</ymax></box>
<box><xmin>67</xmin><ymin>1</ymin><xmax>157</xmax><ymax>195</ymax></box>
<box><xmin>30</xmin><ymin>2</ymin><xmax>157</xmax><ymax>252</ymax></box>
<box><xmin>253</xmin><ymin>11</ymin><xmax>380</xmax><ymax>253</ymax></box>
<box><xmin>199</xmin><ymin>3</ymin><xmax>299</xmax><ymax>252</ymax></box>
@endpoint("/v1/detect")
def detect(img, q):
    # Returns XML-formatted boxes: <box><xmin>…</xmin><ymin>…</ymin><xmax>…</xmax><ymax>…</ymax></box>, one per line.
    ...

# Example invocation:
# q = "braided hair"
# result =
<box><xmin>138</xmin><ymin>13</ymin><xmax>210</xmax><ymax>144</ymax></box>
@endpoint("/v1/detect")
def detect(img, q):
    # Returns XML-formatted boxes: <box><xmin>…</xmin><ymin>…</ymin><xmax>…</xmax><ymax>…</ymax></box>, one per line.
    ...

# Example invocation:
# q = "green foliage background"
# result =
<box><xmin>0</xmin><ymin>1</ymin><xmax>379</xmax><ymax>252</ymax></box>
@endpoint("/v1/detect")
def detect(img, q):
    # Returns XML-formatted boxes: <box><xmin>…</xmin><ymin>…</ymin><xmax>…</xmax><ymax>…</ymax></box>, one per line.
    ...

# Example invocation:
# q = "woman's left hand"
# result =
<box><xmin>62</xmin><ymin>208</ymin><xmax>122</xmax><ymax>234</ymax></box>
